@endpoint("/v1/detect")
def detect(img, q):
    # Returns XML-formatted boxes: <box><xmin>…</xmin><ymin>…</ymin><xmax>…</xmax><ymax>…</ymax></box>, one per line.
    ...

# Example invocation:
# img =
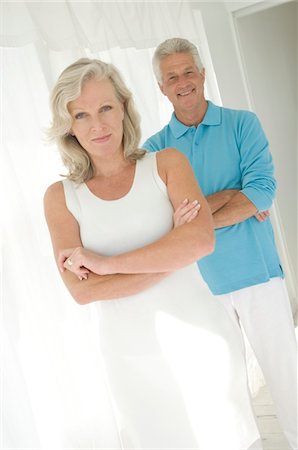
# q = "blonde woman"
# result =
<box><xmin>44</xmin><ymin>58</ymin><xmax>261</xmax><ymax>449</ymax></box>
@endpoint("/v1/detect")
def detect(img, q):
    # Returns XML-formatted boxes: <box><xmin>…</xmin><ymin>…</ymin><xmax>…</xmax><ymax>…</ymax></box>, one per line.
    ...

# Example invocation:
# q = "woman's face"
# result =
<box><xmin>68</xmin><ymin>78</ymin><xmax>125</xmax><ymax>159</ymax></box>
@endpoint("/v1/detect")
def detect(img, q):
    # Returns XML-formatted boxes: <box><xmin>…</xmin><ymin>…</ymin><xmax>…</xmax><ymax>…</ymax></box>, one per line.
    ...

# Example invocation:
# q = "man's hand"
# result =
<box><xmin>174</xmin><ymin>198</ymin><xmax>201</xmax><ymax>227</ymax></box>
<box><xmin>255</xmin><ymin>210</ymin><xmax>270</xmax><ymax>222</ymax></box>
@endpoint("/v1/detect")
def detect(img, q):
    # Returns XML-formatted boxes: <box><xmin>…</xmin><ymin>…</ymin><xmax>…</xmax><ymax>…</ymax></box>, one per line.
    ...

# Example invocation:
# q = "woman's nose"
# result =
<box><xmin>90</xmin><ymin>116</ymin><xmax>106</xmax><ymax>131</ymax></box>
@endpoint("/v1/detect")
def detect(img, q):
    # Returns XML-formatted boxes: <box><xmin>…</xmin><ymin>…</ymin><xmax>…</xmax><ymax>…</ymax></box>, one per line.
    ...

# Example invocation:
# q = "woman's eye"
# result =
<box><xmin>75</xmin><ymin>112</ymin><xmax>86</xmax><ymax>119</ymax></box>
<box><xmin>101</xmin><ymin>105</ymin><xmax>112</xmax><ymax>112</ymax></box>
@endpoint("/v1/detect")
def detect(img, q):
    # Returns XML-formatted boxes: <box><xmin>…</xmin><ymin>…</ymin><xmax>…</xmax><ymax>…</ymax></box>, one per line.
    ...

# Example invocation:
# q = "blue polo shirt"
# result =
<box><xmin>142</xmin><ymin>101</ymin><xmax>283</xmax><ymax>294</ymax></box>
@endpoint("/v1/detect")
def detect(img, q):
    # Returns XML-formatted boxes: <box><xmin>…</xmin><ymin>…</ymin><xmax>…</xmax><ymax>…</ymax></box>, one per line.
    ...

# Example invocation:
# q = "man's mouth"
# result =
<box><xmin>178</xmin><ymin>88</ymin><xmax>195</xmax><ymax>97</ymax></box>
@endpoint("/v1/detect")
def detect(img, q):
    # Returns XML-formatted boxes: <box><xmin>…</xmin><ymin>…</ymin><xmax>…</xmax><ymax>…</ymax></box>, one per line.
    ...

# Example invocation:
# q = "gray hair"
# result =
<box><xmin>48</xmin><ymin>58</ymin><xmax>145</xmax><ymax>183</ymax></box>
<box><xmin>152</xmin><ymin>38</ymin><xmax>204</xmax><ymax>83</ymax></box>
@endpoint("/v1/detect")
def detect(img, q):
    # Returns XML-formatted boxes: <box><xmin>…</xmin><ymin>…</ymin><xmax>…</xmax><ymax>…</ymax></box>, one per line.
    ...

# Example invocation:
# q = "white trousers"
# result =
<box><xmin>219</xmin><ymin>278</ymin><xmax>298</xmax><ymax>450</ymax></box>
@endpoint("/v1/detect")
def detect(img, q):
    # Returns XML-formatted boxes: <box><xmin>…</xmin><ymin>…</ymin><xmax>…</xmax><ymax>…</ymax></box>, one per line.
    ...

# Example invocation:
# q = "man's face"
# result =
<box><xmin>159</xmin><ymin>52</ymin><xmax>205</xmax><ymax>119</ymax></box>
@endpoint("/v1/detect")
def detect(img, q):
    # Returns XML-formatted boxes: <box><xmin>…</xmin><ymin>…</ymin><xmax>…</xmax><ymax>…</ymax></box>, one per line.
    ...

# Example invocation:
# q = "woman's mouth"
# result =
<box><xmin>92</xmin><ymin>134</ymin><xmax>111</xmax><ymax>143</ymax></box>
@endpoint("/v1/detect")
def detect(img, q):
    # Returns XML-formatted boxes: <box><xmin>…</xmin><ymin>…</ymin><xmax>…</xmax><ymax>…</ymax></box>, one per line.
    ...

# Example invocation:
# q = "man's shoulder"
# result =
<box><xmin>142</xmin><ymin>123</ymin><xmax>170</xmax><ymax>151</ymax></box>
<box><xmin>217</xmin><ymin>101</ymin><xmax>255</xmax><ymax>117</ymax></box>
<box><xmin>213</xmin><ymin>103</ymin><xmax>259</xmax><ymax>132</ymax></box>
<box><xmin>219</xmin><ymin>103</ymin><xmax>256</xmax><ymax>120</ymax></box>
<box><xmin>202</xmin><ymin>101</ymin><xmax>258</xmax><ymax>130</ymax></box>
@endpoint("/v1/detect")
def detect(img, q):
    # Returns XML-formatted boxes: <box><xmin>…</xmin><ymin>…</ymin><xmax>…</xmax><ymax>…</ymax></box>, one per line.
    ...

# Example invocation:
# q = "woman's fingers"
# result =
<box><xmin>63</xmin><ymin>259</ymin><xmax>90</xmax><ymax>279</ymax></box>
<box><xmin>58</xmin><ymin>248</ymin><xmax>75</xmax><ymax>272</ymax></box>
<box><xmin>59</xmin><ymin>247</ymin><xmax>90</xmax><ymax>280</ymax></box>
<box><xmin>186</xmin><ymin>207</ymin><xmax>200</xmax><ymax>222</ymax></box>
<box><xmin>174</xmin><ymin>199</ymin><xmax>201</xmax><ymax>227</ymax></box>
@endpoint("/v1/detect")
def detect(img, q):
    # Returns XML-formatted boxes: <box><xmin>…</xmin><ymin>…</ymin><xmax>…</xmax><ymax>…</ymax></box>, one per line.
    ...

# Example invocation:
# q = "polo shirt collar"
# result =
<box><xmin>169</xmin><ymin>101</ymin><xmax>221</xmax><ymax>138</ymax></box>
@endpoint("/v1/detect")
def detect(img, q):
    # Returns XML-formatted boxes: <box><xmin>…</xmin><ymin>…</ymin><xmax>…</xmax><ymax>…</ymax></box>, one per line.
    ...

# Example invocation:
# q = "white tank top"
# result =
<box><xmin>62</xmin><ymin>153</ymin><xmax>259</xmax><ymax>450</ymax></box>
<box><xmin>62</xmin><ymin>152</ymin><xmax>174</xmax><ymax>256</ymax></box>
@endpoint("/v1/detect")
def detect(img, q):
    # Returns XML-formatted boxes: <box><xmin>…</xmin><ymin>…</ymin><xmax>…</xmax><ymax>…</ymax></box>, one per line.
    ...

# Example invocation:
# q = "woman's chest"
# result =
<box><xmin>78</xmin><ymin>185</ymin><xmax>174</xmax><ymax>256</ymax></box>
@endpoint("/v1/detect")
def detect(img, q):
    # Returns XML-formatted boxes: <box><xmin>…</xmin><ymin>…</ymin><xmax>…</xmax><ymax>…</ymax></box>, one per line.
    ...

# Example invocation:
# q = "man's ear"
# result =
<box><xmin>201</xmin><ymin>67</ymin><xmax>205</xmax><ymax>81</ymax></box>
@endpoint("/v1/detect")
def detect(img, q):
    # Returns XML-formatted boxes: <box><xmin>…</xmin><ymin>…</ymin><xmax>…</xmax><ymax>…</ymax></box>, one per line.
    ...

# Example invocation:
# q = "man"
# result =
<box><xmin>143</xmin><ymin>37</ymin><xmax>297</xmax><ymax>450</ymax></box>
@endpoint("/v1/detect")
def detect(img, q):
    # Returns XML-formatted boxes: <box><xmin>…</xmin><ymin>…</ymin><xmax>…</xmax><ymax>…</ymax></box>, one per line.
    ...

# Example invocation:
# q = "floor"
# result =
<box><xmin>253</xmin><ymin>384</ymin><xmax>290</xmax><ymax>450</ymax></box>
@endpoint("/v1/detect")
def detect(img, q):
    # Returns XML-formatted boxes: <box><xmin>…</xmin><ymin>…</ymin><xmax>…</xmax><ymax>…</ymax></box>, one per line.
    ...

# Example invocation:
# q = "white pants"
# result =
<box><xmin>219</xmin><ymin>278</ymin><xmax>298</xmax><ymax>450</ymax></box>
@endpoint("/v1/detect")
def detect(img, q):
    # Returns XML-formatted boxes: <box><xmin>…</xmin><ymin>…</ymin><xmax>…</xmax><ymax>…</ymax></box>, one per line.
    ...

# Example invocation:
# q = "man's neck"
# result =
<box><xmin>175</xmin><ymin>100</ymin><xmax>208</xmax><ymax>127</ymax></box>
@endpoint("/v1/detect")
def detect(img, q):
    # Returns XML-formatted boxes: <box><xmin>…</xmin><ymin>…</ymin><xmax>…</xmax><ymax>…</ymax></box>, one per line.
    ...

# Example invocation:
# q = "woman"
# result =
<box><xmin>44</xmin><ymin>58</ymin><xmax>261</xmax><ymax>449</ymax></box>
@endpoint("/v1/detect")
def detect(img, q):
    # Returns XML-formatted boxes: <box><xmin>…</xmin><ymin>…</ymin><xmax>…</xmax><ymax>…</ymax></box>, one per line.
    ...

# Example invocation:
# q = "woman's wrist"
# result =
<box><xmin>90</xmin><ymin>253</ymin><xmax>118</xmax><ymax>275</ymax></box>
<box><xmin>103</xmin><ymin>254</ymin><xmax>120</xmax><ymax>275</ymax></box>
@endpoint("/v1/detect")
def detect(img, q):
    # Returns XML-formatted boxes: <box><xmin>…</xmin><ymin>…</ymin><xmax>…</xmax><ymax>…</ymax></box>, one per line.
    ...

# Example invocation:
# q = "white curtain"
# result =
<box><xmin>1</xmin><ymin>2</ymin><xmax>262</xmax><ymax>448</ymax></box>
<box><xmin>1</xmin><ymin>1</ymin><xmax>201</xmax><ymax>50</ymax></box>
<box><xmin>1</xmin><ymin>2</ymin><xmax>209</xmax><ymax>448</ymax></box>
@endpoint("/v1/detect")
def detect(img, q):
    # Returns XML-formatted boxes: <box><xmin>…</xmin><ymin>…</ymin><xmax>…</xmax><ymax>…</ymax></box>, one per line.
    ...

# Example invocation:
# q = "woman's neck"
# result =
<box><xmin>92</xmin><ymin>151</ymin><xmax>132</xmax><ymax>179</ymax></box>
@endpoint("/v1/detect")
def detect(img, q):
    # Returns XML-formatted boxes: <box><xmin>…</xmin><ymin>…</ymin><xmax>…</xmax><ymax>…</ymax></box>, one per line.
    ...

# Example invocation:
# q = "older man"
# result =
<box><xmin>143</xmin><ymin>37</ymin><xmax>297</xmax><ymax>450</ymax></box>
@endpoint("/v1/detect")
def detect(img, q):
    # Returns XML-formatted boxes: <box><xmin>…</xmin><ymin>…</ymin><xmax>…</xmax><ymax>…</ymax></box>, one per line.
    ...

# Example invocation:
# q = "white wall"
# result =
<box><xmin>192</xmin><ymin>2</ymin><xmax>250</xmax><ymax>109</ymax></box>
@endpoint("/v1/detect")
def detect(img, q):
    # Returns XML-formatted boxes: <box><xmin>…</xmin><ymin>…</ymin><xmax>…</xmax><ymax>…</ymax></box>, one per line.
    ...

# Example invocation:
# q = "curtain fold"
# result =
<box><xmin>1</xmin><ymin>1</ymin><xmax>199</xmax><ymax>51</ymax></box>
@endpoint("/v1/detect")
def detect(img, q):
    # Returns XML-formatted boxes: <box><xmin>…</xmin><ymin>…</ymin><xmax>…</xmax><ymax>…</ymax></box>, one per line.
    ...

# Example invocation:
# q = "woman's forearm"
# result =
<box><xmin>61</xmin><ymin>218</ymin><xmax>214</xmax><ymax>277</ymax></box>
<box><xmin>62</xmin><ymin>207</ymin><xmax>214</xmax><ymax>277</ymax></box>
<box><xmin>102</xmin><ymin>219</ymin><xmax>214</xmax><ymax>275</ymax></box>
<box><xmin>64</xmin><ymin>270</ymin><xmax>170</xmax><ymax>305</ymax></box>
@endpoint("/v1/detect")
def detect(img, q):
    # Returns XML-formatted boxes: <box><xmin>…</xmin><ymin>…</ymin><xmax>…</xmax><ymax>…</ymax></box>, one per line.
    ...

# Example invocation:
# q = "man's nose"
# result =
<box><xmin>177</xmin><ymin>74</ymin><xmax>189</xmax><ymax>87</ymax></box>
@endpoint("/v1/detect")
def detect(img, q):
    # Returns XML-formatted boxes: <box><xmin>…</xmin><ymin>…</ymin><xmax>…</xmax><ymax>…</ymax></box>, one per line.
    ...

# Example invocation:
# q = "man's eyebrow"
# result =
<box><xmin>166</xmin><ymin>66</ymin><xmax>195</xmax><ymax>75</ymax></box>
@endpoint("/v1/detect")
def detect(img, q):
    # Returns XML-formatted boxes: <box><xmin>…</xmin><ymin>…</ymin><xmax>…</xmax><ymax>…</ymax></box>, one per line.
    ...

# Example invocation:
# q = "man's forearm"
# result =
<box><xmin>206</xmin><ymin>190</ymin><xmax>239</xmax><ymax>214</ymax></box>
<box><xmin>212</xmin><ymin>192</ymin><xmax>258</xmax><ymax>229</ymax></box>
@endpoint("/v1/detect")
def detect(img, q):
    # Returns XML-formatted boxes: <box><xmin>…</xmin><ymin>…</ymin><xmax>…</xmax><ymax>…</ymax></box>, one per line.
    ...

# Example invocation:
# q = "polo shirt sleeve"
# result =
<box><xmin>238</xmin><ymin>112</ymin><xmax>276</xmax><ymax>211</ymax></box>
<box><xmin>142</xmin><ymin>135</ymin><xmax>161</xmax><ymax>152</ymax></box>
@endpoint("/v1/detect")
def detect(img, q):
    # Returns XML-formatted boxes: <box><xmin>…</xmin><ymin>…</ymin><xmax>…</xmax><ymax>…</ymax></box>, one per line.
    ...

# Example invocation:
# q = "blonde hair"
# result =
<box><xmin>48</xmin><ymin>58</ymin><xmax>145</xmax><ymax>183</ymax></box>
<box><xmin>152</xmin><ymin>37</ymin><xmax>204</xmax><ymax>83</ymax></box>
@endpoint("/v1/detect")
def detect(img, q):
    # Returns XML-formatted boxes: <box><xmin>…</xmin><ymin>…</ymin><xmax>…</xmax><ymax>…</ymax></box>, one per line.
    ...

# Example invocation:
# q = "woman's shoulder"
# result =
<box><xmin>44</xmin><ymin>180</ymin><xmax>64</xmax><ymax>195</ymax></box>
<box><xmin>154</xmin><ymin>148</ymin><xmax>189</xmax><ymax>184</ymax></box>
<box><xmin>44</xmin><ymin>180</ymin><xmax>65</xmax><ymax>206</ymax></box>
<box><xmin>156</xmin><ymin>147</ymin><xmax>188</xmax><ymax>167</ymax></box>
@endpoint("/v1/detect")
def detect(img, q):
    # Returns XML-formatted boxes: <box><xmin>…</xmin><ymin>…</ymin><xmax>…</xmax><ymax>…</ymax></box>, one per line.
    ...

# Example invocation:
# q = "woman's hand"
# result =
<box><xmin>58</xmin><ymin>247</ymin><xmax>96</xmax><ymax>280</ymax></box>
<box><xmin>59</xmin><ymin>246</ymin><xmax>112</xmax><ymax>278</ymax></box>
<box><xmin>174</xmin><ymin>198</ymin><xmax>201</xmax><ymax>227</ymax></box>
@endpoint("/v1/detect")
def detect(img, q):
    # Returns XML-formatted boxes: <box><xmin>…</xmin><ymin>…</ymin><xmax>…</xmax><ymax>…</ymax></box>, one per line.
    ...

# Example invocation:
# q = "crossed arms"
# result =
<box><xmin>45</xmin><ymin>110</ymin><xmax>275</xmax><ymax>305</ymax></box>
<box><xmin>207</xmin><ymin>190</ymin><xmax>270</xmax><ymax>229</ymax></box>
<box><xmin>206</xmin><ymin>114</ymin><xmax>275</xmax><ymax>228</ymax></box>
<box><xmin>44</xmin><ymin>149</ymin><xmax>214</xmax><ymax>305</ymax></box>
